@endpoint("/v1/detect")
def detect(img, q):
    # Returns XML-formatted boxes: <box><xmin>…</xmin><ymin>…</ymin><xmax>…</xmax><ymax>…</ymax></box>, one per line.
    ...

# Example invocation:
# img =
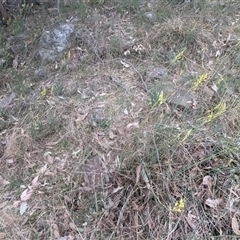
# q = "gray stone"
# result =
<box><xmin>0</xmin><ymin>58</ymin><xmax>6</xmax><ymax>68</ymax></box>
<box><xmin>169</xmin><ymin>89</ymin><xmax>196</xmax><ymax>108</ymax></box>
<box><xmin>147</xmin><ymin>67</ymin><xmax>168</xmax><ymax>81</ymax></box>
<box><xmin>0</xmin><ymin>93</ymin><xmax>16</xmax><ymax>109</ymax></box>
<box><xmin>7</xmin><ymin>33</ymin><xmax>30</xmax><ymax>54</ymax></box>
<box><xmin>34</xmin><ymin>67</ymin><xmax>49</xmax><ymax>78</ymax></box>
<box><xmin>37</xmin><ymin>24</ymin><xmax>75</xmax><ymax>63</ymax></box>
<box><xmin>144</xmin><ymin>12</ymin><xmax>156</xmax><ymax>22</ymax></box>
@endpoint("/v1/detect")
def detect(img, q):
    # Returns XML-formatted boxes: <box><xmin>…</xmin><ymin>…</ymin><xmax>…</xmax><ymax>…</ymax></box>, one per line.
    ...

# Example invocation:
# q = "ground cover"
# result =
<box><xmin>0</xmin><ymin>0</ymin><xmax>240</xmax><ymax>239</ymax></box>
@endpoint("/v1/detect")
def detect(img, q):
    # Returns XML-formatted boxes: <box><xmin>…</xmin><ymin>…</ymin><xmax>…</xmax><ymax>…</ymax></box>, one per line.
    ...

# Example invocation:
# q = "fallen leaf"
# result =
<box><xmin>20</xmin><ymin>189</ymin><xmax>33</xmax><ymax>201</ymax></box>
<box><xmin>56</xmin><ymin>237</ymin><xmax>68</xmax><ymax>240</ymax></box>
<box><xmin>19</xmin><ymin>202</ymin><xmax>28</xmax><ymax>215</ymax></box>
<box><xmin>68</xmin><ymin>235</ymin><xmax>74</xmax><ymax>240</ymax></box>
<box><xmin>108</xmin><ymin>130</ymin><xmax>116</xmax><ymax>140</ymax></box>
<box><xmin>141</xmin><ymin>168</ymin><xmax>151</xmax><ymax>190</ymax></box>
<box><xmin>120</xmin><ymin>60</ymin><xmax>130</xmax><ymax>68</ymax></box>
<box><xmin>135</xmin><ymin>165</ymin><xmax>141</xmax><ymax>184</ymax></box>
<box><xmin>126</xmin><ymin>122</ymin><xmax>139</xmax><ymax>130</ymax></box>
<box><xmin>112</xmin><ymin>186</ymin><xmax>124</xmax><ymax>194</ymax></box>
<box><xmin>77</xmin><ymin>227</ymin><xmax>84</xmax><ymax>232</ymax></box>
<box><xmin>0</xmin><ymin>232</ymin><xmax>6</xmax><ymax>239</ymax></box>
<box><xmin>205</xmin><ymin>198</ymin><xmax>222</xmax><ymax>209</ymax></box>
<box><xmin>69</xmin><ymin>222</ymin><xmax>76</xmax><ymax>230</ymax></box>
<box><xmin>215</xmin><ymin>50</ymin><xmax>221</xmax><ymax>57</ymax></box>
<box><xmin>211</xmin><ymin>83</ymin><xmax>218</xmax><ymax>92</ymax></box>
<box><xmin>75</xmin><ymin>113</ymin><xmax>88</xmax><ymax>123</ymax></box>
<box><xmin>13</xmin><ymin>200</ymin><xmax>21</xmax><ymax>207</ymax></box>
<box><xmin>31</xmin><ymin>176</ymin><xmax>40</xmax><ymax>188</ymax></box>
<box><xmin>52</xmin><ymin>223</ymin><xmax>60</xmax><ymax>238</ymax></box>
<box><xmin>202</xmin><ymin>175</ymin><xmax>213</xmax><ymax>187</ymax></box>
<box><xmin>185</xmin><ymin>212</ymin><xmax>197</xmax><ymax>229</ymax></box>
<box><xmin>12</xmin><ymin>56</ymin><xmax>18</xmax><ymax>69</ymax></box>
<box><xmin>124</xmin><ymin>109</ymin><xmax>129</xmax><ymax>115</ymax></box>
<box><xmin>232</xmin><ymin>213</ymin><xmax>240</xmax><ymax>235</ymax></box>
<box><xmin>39</xmin><ymin>164</ymin><xmax>48</xmax><ymax>174</ymax></box>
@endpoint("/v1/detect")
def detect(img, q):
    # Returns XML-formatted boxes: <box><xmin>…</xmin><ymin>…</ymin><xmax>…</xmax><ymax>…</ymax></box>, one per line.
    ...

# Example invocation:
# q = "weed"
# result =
<box><xmin>12</xmin><ymin>76</ymin><xmax>31</xmax><ymax>97</ymax></box>
<box><xmin>53</xmin><ymin>82</ymin><xmax>64</xmax><ymax>96</ymax></box>
<box><xmin>115</xmin><ymin>0</ymin><xmax>143</xmax><ymax>14</ymax></box>
<box><xmin>75</xmin><ymin>0</ymin><xmax>87</xmax><ymax>21</ymax></box>
<box><xmin>11</xmin><ymin>16</ymin><xmax>25</xmax><ymax>34</ymax></box>
<box><xmin>30</xmin><ymin>113</ymin><xmax>62</xmax><ymax>142</ymax></box>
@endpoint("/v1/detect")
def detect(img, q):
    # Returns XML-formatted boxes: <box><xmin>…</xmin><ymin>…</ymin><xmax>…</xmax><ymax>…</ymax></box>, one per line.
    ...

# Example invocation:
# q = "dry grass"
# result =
<box><xmin>0</xmin><ymin>0</ymin><xmax>240</xmax><ymax>239</ymax></box>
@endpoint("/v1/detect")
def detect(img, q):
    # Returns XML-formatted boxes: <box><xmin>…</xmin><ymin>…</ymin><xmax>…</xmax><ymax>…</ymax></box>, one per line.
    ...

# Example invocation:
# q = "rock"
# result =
<box><xmin>88</xmin><ymin>108</ymin><xmax>109</xmax><ymax>128</ymax></box>
<box><xmin>0</xmin><ymin>93</ymin><xmax>16</xmax><ymax>109</ymax></box>
<box><xmin>169</xmin><ymin>89</ymin><xmax>196</xmax><ymax>108</ymax></box>
<box><xmin>7</xmin><ymin>33</ymin><xmax>30</xmax><ymax>54</ymax></box>
<box><xmin>37</xmin><ymin>24</ymin><xmax>75</xmax><ymax>63</ymax></box>
<box><xmin>202</xmin><ymin>85</ymin><xmax>214</xmax><ymax>99</ymax></box>
<box><xmin>144</xmin><ymin>12</ymin><xmax>156</xmax><ymax>22</ymax></box>
<box><xmin>0</xmin><ymin>58</ymin><xmax>6</xmax><ymax>68</ymax></box>
<box><xmin>147</xmin><ymin>67</ymin><xmax>168</xmax><ymax>81</ymax></box>
<box><xmin>34</xmin><ymin>67</ymin><xmax>49</xmax><ymax>78</ymax></box>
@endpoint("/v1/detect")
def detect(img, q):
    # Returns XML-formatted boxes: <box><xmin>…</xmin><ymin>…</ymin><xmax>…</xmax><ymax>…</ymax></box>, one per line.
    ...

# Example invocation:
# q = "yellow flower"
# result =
<box><xmin>40</xmin><ymin>86</ymin><xmax>47</xmax><ymax>97</ymax></box>
<box><xmin>204</xmin><ymin>102</ymin><xmax>226</xmax><ymax>123</ymax></box>
<box><xmin>190</xmin><ymin>73</ymin><xmax>208</xmax><ymax>91</ymax></box>
<box><xmin>179</xmin><ymin>129</ymin><xmax>192</xmax><ymax>143</ymax></box>
<box><xmin>50</xmin><ymin>86</ymin><xmax>54</xmax><ymax>95</ymax></box>
<box><xmin>216</xmin><ymin>77</ymin><xmax>223</xmax><ymax>85</ymax></box>
<box><xmin>67</xmin><ymin>50</ymin><xmax>71</xmax><ymax>59</ymax></box>
<box><xmin>34</xmin><ymin>114</ymin><xmax>39</xmax><ymax>121</ymax></box>
<box><xmin>157</xmin><ymin>91</ymin><xmax>164</xmax><ymax>105</ymax></box>
<box><xmin>173</xmin><ymin>49</ymin><xmax>185</xmax><ymax>63</ymax></box>
<box><xmin>225</xmin><ymin>159</ymin><xmax>233</xmax><ymax>167</ymax></box>
<box><xmin>172</xmin><ymin>198</ymin><xmax>185</xmax><ymax>212</ymax></box>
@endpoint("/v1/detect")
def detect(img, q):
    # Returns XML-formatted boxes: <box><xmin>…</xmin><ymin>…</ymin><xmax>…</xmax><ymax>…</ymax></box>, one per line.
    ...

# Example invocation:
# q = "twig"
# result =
<box><xmin>120</xmin><ymin>59</ymin><xmax>150</xmax><ymax>93</ymax></box>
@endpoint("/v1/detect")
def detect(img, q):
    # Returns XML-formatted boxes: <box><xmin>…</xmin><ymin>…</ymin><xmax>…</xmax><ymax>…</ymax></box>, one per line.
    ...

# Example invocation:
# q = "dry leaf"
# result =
<box><xmin>0</xmin><ymin>233</ymin><xmax>6</xmax><ymax>239</ymax></box>
<box><xmin>135</xmin><ymin>165</ymin><xmax>141</xmax><ymax>184</ymax></box>
<box><xmin>75</xmin><ymin>113</ymin><xmax>88</xmax><ymax>123</ymax></box>
<box><xmin>20</xmin><ymin>202</ymin><xmax>28</xmax><ymax>215</ymax></box>
<box><xmin>112</xmin><ymin>186</ymin><xmax>124</xmax><ymax>194</ymax></box>
<box><xmin>12</xmin><ymin>56</ymin><xmax>18</xmax><ymax>69</ymax></box>
<box><xmin>31</xmin><ymin>176</ymin><xmax>40</xmax><ymax>188</ymax></box>
<box><xmin>39</xmin><ymin>163</ymin><xmax>48</xmax><ymax>174</ymax></box>
<box><xmin>52</xmin><ymin>223</ymin><xmax>60</xmax><ymax>238</ymax></box>
<box><xmin>126</xmin><ymin>122</ymin><xmax>139</xmax><ymax>130</ymax></box>
<box><xmin>20</xmin><ymin>189</ymin><xmax>33</xmax><ymax>201</ymax></box>
<box><xmin>108</xmin><ymin>130</ymin><xmax>116</xmax><ymax>140</ymax></box>
<box><xmin>120</xmin><ymin>60</ymin><xmax>130</xmax><ymax>68</ymax></box>
<box><xmin>202</xmin><ymin>175</ymin><xmax>213</xmax><ymax>187</ymax></box>
<box><xmin>13</xmin><ymin>200</ymin><xmax>21</xmax><ymax>207</ymax></box>
<box><xmin>141</xmin><ymin>168</ymin><xmax>151</xmax><ymax>190</ymax></box>
<box><xmin>56</xmin><ymin>237</ymin><xmax>68</xmax><ymax>240</ymax></box>
<box><xmin>215</xmin><ymin>50</ymin><xmax>221</xmax><ymax>57</ymax></box>
<box><xmin>211</xmin><ymin>83</ymin><xmax>218</xmax><ymax>92</ymax></box>
<box><xmin>205</xmin><ymin>198</ymin><xmax>222</xmax><ymax>209</ymax></box>
<box><xmin>185</xmin><ymin>212</ymin><xmax>197</xmax><ymax>229</ymax></box>
<box><xmin>232</xmin><ymin>213</ymin><xmax>240</xmax><ymax>235</ymax></box>
<box><xmin>68</xmin><ymin>235</ymin><xmax>74</xmax><ymax>240</ymax></box>
<box><xmin>69</xmin><ymin>222</ymin><xmax>76</xmax><ymax>230</ymax></box>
